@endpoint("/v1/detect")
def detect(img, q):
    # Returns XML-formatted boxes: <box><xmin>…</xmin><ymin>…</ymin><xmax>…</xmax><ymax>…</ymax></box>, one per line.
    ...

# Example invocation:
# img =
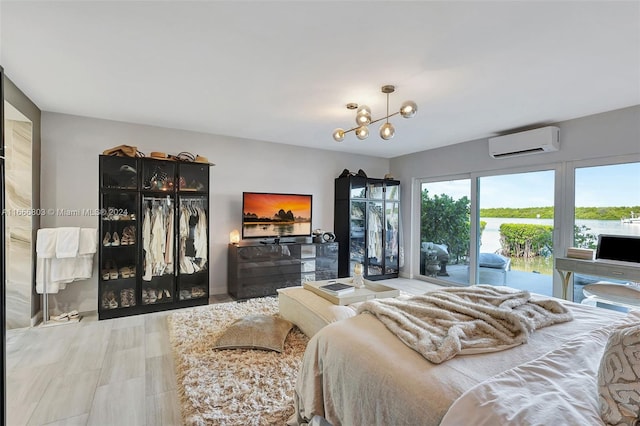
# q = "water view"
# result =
<box><xmin>481</xmin><ymin>217</ymin><xmax>640</xmax><ymax>275</ymax></box>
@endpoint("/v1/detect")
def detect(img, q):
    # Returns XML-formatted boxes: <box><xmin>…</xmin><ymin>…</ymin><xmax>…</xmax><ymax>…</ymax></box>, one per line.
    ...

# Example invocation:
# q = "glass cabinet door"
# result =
<box><xmin>349</xmin><ymin>177</ymin><xmax>367</xmax><ymax>199</ymax></box>
<box><xmin>177</xmin><ymin>195</ymin><xmax>209</xmax><ymax>300</ymax></box>
<box><xmin>385</xmin><ymin>181</ymin><xmax>400</xmax><ymax>274</ymax></box>
<box><xmin>141</xmin><ymin>194</ymin><xmax>175</xmax><ymax>304</ymax></box>
<box><xmin>385</xmin><ymin>200</ymin><xmax>400</xmax><ymax>274</ymax></box>
<box><xmin>178</xmin><ymin>162</ymin><xmax>209</xmax><ymax>193</ymax></box>
<box><xmin>100</xmin><ymin>192</ymin><xmax>138</xmax><ymax>311</ymax></box>
<box><xmin>349</xmin><ymin>200</ymin><xmax>366</xmax><ymax>274</ymax></box>
<box><xmin>385</xmin><ymin>181</ymin><xmax>400</xmax><ymax>202</ymax></box>
<box><xmin>100</xmin><ymin>156</ymin><xmax>138</xmax><ymax>190</ymax></box>
<box><xmin>367</xmin><ymin>201</ymin><xmax>384</xmax><ymax>276</ymax></box>
<box><xmin>368</xmin><ymin>181</ymin><xmax>384</xmax><ymax>200</ymax></box>
<box><xmin>142</xmin><ymin>159</ymin><xmax>176</xmax><ymax>192</ymax></box>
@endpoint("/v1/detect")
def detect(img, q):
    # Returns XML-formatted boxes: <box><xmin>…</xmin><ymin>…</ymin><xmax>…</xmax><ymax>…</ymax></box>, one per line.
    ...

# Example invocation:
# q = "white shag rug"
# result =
<box><xmin>168</xmin><ymin>297</ymin><xmax>309</xmax><ymax>426</ymax></box>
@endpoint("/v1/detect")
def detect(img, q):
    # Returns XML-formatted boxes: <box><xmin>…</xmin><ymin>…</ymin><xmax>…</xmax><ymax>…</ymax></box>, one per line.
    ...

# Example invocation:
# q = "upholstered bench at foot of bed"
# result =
<box><xmin>277</xmin><ymin>287</ymin><xmax>359</xmax><ymax>337</ymax></box>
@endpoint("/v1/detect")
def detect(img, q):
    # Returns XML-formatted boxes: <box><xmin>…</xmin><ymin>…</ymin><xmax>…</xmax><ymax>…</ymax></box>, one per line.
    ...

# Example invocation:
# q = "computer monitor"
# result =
<box><xmin>595</xmin><ymin>234</ymin><xmax>640</xmax><ymax>264</ymax></box>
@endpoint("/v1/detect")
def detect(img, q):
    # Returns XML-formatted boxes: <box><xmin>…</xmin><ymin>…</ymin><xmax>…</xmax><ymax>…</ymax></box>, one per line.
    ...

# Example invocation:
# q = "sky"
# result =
<box><xmin>423</xmin><ymin>162</ymin><xmax>640</xmax><ymax>209</ymax></box>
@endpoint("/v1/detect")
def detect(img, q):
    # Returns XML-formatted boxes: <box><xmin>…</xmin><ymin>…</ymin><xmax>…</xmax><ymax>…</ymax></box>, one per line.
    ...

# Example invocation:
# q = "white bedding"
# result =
<box><xmin>291</xmin><ymin>298</ymin><xmax>631</xmax><ymax>426</ymax></box>
<box><xmin>441</xmin><ymin>310</ymin><xmax>640</xmax><ymax>426</ymax></box>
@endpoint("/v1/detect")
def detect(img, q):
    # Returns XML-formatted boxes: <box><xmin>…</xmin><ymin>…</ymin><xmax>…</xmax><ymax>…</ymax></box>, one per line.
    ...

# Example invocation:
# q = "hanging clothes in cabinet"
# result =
<box><xmin>179</xmin><ymin>198</ymin><xmax>208</xmax><ymax>274</ymax></box>
<box><xmin>142</xmin><ymin>197</ymin><xmax>174</xmax><ymax>281</ymax></box>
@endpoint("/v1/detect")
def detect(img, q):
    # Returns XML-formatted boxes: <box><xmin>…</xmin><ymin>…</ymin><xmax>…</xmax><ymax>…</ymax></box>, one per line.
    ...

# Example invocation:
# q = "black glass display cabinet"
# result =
<box><xmin>98</xmin><ymin>155</ymin><xmax>210</xmax><ymax>319</ymax></box>
<box><xmin>334</xmin><ymin>175</ymin><xmax>400</xmax><ymax>280</ymax></box>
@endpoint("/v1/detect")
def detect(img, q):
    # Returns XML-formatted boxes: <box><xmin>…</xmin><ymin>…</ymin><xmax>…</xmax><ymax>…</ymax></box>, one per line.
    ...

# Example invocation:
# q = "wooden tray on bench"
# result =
<box><xmin>303</xmin><ymin>279</ymin><xmax>400</xmax><ymax>306</ymax></box>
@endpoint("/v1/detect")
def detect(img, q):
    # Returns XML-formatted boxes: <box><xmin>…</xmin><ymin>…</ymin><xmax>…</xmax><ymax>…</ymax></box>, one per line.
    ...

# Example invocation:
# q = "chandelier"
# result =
<box><xmin>332</xmin><ymin>85</ymin><xmax>417</xmax><ymax>142</ymax></box>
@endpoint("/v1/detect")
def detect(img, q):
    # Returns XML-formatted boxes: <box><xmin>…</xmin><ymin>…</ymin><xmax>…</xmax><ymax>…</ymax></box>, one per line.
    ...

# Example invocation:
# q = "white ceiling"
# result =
<box><xmin>1</xmin><ymin>1</ymin><xmax>639</xmax><ymax>158</ymax></box>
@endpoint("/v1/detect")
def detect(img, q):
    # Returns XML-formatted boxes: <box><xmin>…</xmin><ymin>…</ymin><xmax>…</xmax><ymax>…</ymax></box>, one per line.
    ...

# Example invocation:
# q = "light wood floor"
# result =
<box><xmin>6</xmin><ymin>278</ymin><xmax>438</xmax><ymax>425</ymax></box>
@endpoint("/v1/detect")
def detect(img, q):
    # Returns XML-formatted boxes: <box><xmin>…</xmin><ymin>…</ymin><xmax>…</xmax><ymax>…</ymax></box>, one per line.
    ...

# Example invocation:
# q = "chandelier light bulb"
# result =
<box><xmin>380</xmin><ymin>122</ymin><xmax>395</xmax><ymax>140</ymax></box>
<box><xmin>333</xmin><ymin>128</ymin><xmax>345</xmax><ymax>142</ymax></box>
<box><xmin>356</xmin><ymin>126</ymin><xmax>369</xmax><ymax>140</ymax></box>
<box><xmin>400</xmin><ymin>100</ymin><xmax>418</xmax><ymax>119</ymax></box>
<box><xmin>355</xmin><ymin>105</ymin><xmax>371</xmax><ymax>126</ymax></box>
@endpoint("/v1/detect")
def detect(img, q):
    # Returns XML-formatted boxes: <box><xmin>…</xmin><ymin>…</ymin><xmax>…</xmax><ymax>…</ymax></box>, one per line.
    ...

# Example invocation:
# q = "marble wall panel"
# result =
<box><xmin>5</xmin><ymin>119</ymin><xmax>34</xmax><ymax>329</ymax></box>
<box><xmin>6</xmin><ymin>228</ymin><xmax>32</xmax><ymax>329</ymax></box>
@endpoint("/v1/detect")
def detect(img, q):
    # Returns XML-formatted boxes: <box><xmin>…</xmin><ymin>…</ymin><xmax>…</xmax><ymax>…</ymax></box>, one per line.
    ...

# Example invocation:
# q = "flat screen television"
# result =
<box><xmin>242</xmin><ymin>192</ymin><xmax>313</xmax><ymax>240</ymax></box>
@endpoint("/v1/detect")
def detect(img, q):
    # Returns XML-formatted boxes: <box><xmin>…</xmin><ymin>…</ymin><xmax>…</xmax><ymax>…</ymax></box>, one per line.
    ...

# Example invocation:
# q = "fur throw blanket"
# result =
<box><xmin>357</xmin><ymin>285</ymin><xmax>573</xmax><ymax>364</ymax></box>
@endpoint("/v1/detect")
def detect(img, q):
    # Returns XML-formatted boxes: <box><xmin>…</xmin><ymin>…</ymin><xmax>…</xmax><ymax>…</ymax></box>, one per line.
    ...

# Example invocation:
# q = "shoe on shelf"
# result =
<box><xmin>119</xmin><ymin>267</ymin><xmax>130</xmax><ymax>279</ymax></box>
<box><xmin>50</xmin><ymin>312</ymin><xmax>69</xmax><ymax>322</ymax></box>
<box><xmin>121</xmin><ymin>226</ymin><xmax>135</xmax><ymax>245</ymax></box>
<box><xmin>103</xmin><ymin>232</ymin><xmax>111</xmax><ymax>247</ymax></box>
<box><xmin>120</xmin><ymin>289</ymin><xmax>130</xmax><ymax>307</ymax></box>
<box><xmin>101</xmin><ymin>269</ymin><xmax>110</xmax><ymax>280</ymax></box>
<box><xmin>129</xmin><ymin>265</ymin><xmax>136</xmax><ymax>277</ymax></box>
<box><xmin>109</xmin><ymin>262</ymin><xmax>118</xmax><ymax>280</ymax></box>
<box><xmin>128</xmin><ymin>226</ymin><xmax>136</xmax><ymax>244</ymax></box>
<box><xmin>111</xmin><ymin>232</ymin><xmax>120</xmax><ymax>247</ymax></box>
<box><xmin>164</xmin><ymin>289</ymin><xmax>171</xmax><ymax>299</ymax></box>
<box><xmin>104</xmin><ymin>291</ymin><xmax>118</xmax><ymax>309</ymax></box>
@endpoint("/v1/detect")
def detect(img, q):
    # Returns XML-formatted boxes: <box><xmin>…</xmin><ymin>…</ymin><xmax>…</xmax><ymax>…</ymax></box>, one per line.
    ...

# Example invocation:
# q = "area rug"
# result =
<box><xmin>167</xmin><ymin>297</ymin><xmax>309</xmax><ymax>426</ymax></box>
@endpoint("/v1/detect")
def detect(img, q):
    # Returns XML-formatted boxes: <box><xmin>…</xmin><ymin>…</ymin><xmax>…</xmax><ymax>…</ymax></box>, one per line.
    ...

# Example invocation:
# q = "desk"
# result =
<box><xmin>555</xmin><ymin>257</ymin><xmax>640</xmax><ymax>300</ymax></box>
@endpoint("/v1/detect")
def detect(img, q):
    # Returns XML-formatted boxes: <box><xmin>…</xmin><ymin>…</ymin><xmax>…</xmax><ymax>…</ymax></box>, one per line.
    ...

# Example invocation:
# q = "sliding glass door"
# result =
<box><xmin>419</xmin><ymin>178</ymin><xmax>471</xmax><ymax>285</ymax></box>
<box><xmin>477</xmin><ymin>170</ymin><xmax>555</xmax><ymax>296</ymax></box>
<box><xmin>418</xmin><ymin>169</ymin><xmax>556</xmax><ymax>296</ymax></box>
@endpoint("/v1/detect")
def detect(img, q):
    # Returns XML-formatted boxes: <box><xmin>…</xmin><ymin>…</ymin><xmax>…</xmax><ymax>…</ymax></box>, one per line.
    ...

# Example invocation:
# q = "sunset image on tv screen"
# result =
<box><xmin>242</xmin><ymin>193</ymin><xmax>312</xmax><ymax>238</ymax></box>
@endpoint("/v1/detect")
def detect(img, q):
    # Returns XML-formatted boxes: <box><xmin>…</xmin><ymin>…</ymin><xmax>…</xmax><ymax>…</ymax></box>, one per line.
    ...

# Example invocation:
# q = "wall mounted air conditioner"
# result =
<box><xmin>488</xmin><ymin>126</ymin><xmax>560</xmax><ymax>159</ymax></box>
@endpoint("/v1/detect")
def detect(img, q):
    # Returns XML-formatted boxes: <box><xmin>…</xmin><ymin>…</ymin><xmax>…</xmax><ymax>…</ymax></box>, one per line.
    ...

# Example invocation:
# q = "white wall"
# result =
<box><xmin>40</xmin><ymin>112</ymin><xmax>389</xmax><ymax>313</ymax></box>
<box><xmin>390</xmin><ymin>105</ymin><xmax>640</xmax><ymax>285</ymax></box>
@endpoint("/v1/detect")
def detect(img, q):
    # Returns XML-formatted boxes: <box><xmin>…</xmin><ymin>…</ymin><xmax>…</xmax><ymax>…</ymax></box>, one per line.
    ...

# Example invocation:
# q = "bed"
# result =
<box><xmin>289</xmin><ymin>287</ymin><xmax>639</xmax><ymax>426</ymax></box>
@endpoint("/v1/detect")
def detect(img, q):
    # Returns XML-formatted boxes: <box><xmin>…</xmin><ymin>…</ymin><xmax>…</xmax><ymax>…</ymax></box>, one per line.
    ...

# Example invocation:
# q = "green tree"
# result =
<box><xmin>421</xmin><ymin>189</ymin><xmax>470</xmax><ymax>263</ymax></box>
<box><xmin>574</xmin><ymin>224</ymin><xmax>598</xmax><ymax>249</ymax></box>
<box><xmin>499</xmin><ymin>223</ymin><xmax>553</xmax><ymax>258</ymax></box>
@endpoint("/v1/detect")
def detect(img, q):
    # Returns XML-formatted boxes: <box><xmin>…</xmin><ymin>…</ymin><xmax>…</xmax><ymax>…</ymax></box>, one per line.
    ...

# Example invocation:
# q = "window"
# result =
<box><xmin>572</xmin><ymin>161</ymin><xmax>640</xmax><ymax>304</ymax></box>
<box><xmin>419</xmin><ymin>178</ymin><xmax>470</xmax><ymax>285</ymax></box>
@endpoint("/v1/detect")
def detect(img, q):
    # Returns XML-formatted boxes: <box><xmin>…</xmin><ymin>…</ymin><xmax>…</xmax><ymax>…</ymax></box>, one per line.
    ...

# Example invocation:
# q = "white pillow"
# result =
<box><xmin>597</xmin><ymin>322</ymin><xmax>640</xmax><ymax>425</ymax></box>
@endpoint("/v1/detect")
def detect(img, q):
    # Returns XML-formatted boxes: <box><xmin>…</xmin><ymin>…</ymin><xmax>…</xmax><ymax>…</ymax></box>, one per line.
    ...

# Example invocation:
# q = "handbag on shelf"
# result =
<box><xmin>102</xmin><ymin>145</ymin><xmax>145</xmax><ymax>158</ymax></box>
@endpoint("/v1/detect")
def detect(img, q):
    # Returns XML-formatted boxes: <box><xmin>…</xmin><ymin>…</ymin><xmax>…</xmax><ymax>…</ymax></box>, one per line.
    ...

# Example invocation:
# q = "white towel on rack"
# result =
<box><xmin>55</xmin><ymin>227</ymin><xmax>81</xmax><ymax>258</ymax></box>
<box><xmin>36</xmin><ymin>228</ymin><xmax>58</xmax><ymax>258</ymax></box>
<box><xmin>36</xmin><ymin>227</ymin><xmax>97</xmax><ymax>294</ymax></box>
<box><xmin>78</xmin><ymin>228</ymin><xmax>98</xmax><ymax>255</ymax></box>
